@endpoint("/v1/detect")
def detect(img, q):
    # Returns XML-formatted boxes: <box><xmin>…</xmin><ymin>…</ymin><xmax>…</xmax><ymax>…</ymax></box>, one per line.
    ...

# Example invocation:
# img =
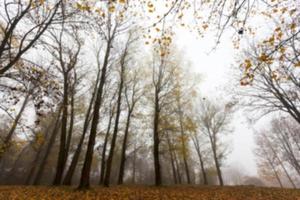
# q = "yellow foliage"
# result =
<box><xmin>76</xmin><ymin>3</ymin><xmax>91</xmax><ymax>12</ymax></box>
<box><xmin>258</xmin><ymin>53</ymin><xmax>273</xmax><ymax>63</ymax></box>
<box><xmin>295</xmin><ymin>62</ymin><xmax>300</xmax><ymax>67</ymax></box>
<box><xmin>290</xmin><ymin>23</ymin><xmax>296</xmax><ymax>31</ymax></box>
<box><xmin>244</xmin><ymin>59</ymin><xmax>252</xmax><ymax>71</ymax></box>
<box><xmin>108</xmin><ymin>5</ymin><xmax>116</xmax><ymax>13</ymax></box>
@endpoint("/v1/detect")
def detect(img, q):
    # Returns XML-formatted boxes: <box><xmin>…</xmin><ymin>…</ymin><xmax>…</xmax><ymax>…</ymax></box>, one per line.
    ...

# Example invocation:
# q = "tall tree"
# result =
<box><xmin>150</xmin><ymin>32</ymin><xmax>178</xmax><ymax>186</ymax></box>
<box><xmin>118</xmin><ymin>66</ymin><xmax>143</xmax><ymax>184</ymax></box>
<box><xmin>103</xmin><ymin>34</ymin><xmax>134</xmax><ymax>187</ymax></box>
<box><xmin>191</xmin><ymin>132</ymin><xmax>208</xmax><ymax>185</ymax></box>
<box><xmin>44</xmin><ymin>24</ymin><xmax>81</xmax><ymax>185</ymax></box>
<box><xmin>78</xmin><ymin>10</ymin><xmax>119</xmax><ymax>189</ymax></box>
<box><xmin>197</xmin><ymin>99</ymin><xmax>234</xmax><ymax>186</ymax></box>
<box><xmin>62</xmin><ymin>68</ymin><xmax>100</xmax><ymax>185</ymax></box>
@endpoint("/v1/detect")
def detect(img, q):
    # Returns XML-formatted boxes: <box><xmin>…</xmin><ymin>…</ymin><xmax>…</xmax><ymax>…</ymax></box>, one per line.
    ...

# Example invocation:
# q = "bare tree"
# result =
<box><xmin>197</xmin><ymin>99</ymin><xmax>234</xmax><ymax>186</ymax></box>
<box><xmin>255</xmin><ymin>116</ymin><xmax>300</xmax><ymax>188</ymax></box>
<box><xmin>191</xmin><ymin>132</ymin><xmax>208</xmax><ymax>185</ymax></box>
<box><xmin>0</xmin><ymin>0</ymin><xmax>62</xmax><ymax>76</ymax></box>
<box><xmin>42</xmin><ymin>21</ymin><xmax>82</xmax><ymax>185</ymax></box>
<box><xmin>78</xmin><ymin>8</ymin><xmax>120</xmax><ymax>189</ymax></box>
<box><xmin>118</xmin><ymin>65</ymin><xmax>143</xmax><ymax>185</ymax></box>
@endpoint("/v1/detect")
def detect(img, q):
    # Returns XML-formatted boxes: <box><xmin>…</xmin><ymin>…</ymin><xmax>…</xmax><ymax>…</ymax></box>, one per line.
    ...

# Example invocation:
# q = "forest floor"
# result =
<box><xmin>0</xmin><ymin>185</ymin><xmax>299</xmax><ymax>200</ymax></box>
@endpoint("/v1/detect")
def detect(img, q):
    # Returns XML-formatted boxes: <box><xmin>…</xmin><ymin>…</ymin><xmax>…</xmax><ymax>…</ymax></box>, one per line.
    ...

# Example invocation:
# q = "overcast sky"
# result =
<box><xmin>175</xmin><ymin>28</ymin><xmax>258</xmax><ymax>176</ymax></box>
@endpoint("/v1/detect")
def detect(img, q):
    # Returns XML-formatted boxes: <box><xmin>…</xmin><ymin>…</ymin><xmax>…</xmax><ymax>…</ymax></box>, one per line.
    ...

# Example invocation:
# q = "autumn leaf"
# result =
<box><xmin>295</xmin><ymin>62</ymin><xmax>300</xmax><ymax>67</ymax></box>
<box><xmin>109</xmin><ymin>5</ymin><xmax>116</xmax><ymax>13</ymax></box>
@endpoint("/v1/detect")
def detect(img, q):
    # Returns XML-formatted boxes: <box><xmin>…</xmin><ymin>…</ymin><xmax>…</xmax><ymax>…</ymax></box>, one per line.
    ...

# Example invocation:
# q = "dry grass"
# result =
<box><xmin>0</xmin><ymin>185</ymin><xmax>299</xmax><ymax>200</ymax></box>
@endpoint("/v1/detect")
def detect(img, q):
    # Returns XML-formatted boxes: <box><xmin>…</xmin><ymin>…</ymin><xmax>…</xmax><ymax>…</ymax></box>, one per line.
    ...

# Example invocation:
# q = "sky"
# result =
<box><xmin>175</xmin><ymin>28</ymin><xmax>258</xmax><ymax>176</ymax></box>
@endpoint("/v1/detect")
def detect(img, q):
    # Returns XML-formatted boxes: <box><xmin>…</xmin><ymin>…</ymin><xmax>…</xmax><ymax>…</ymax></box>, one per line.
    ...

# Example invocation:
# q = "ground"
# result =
<box><xmin>0</xmin><ymin>186</ymin><xmax>299</xmax><ymax>200</ymax></box>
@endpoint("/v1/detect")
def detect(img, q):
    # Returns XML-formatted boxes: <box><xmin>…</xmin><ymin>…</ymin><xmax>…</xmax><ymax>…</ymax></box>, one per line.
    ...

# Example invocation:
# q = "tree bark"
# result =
<box><xmin>65</xmin><ymin>82</ymin><xmax>75</xmax><ymax>160</ymax></box>
<box><xmin>103</xmin><ymin>62</ymin><xmax>125</xmax><ymax>187</ymax></box>
<box><xmin>153</xmin><ymin>89</ymin><xmax>162</xmax><ymax>186</ymax></box>
<box><xmin>118</xmin><ymin>109</ymin><xmax>133</xmax><ymax>184</ymax></box>
<box><xmin>98</xmin><ymin>110</ymin><xmax>113</xmax><ymax>185</ymax></box>
<box><xmin>62</xmin><ymin>69</ymin><xmax>100</xmax><ymax>185</ymax></box>
<box><xmin>78</xmin><ymin>37</ymin><xmax>113</xmax><ymax>189</ymax></box>
<box><xmin>53</xmin><ymin>75</ymin><xmax>69</xmax><ymax>185</ymax></box>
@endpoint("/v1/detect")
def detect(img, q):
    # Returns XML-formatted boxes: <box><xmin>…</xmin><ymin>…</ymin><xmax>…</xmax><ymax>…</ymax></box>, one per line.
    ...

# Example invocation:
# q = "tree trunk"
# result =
<box><xmin>209</xmin><ymin>134</ymin><xmax>223</xmax><ymax>186</ymax></box>
<box><xmin>166</xmin><ymin>132</ymin><xmax>178</xmax><ymax>184</ymax></box>
<box><xmin>5</xmin><ymin>144</ymin><xmax>29</xmax><ymax>184</ymax></box>
<box><xmin>118</xmin><ymin>109</ymin><xmax>132</xmax><ymax>185</ymax></box>
<box><xmin>275</xmin><ymin>151</ymin><xmax>296</xmax><ymax>188</ymax></box>
<box><xmin>174</xmin><ymin>151</ymin><xmax>182</xmax><ymax>184</ymax></box>
<box><xmin>99</xmin><ymin>110</ymin><xmax>113</xmax><ymax>185</ymax></box>
<box><xmin>153</xmin><ymin>90</ymin><xmax>162</xmax><ymax>186</ymax></box>
<box><xmin>264</xmin><ymin>134</ymin><xmax>296</xmax><ymax>188</ymax></box>
<box><xmin>65</xmin><ymin>84</ymin><xmax>75</xmax><ymax>160</ymax></box>
<box><xmin>262</xmin><ymin>147</ymin><xmax>283</xmax><ymax>188</ymax></box>
<box><xmin>103</xmin><ymin>63</ymin><xmax>125</xmax><ymax>187</ymax></box>
<box><xmin>33</xmin><ymin>107</ymin><xmax>62</xmax><ymax>185</ymax></box>
<box><xmin>25</xmin><ymin>140</ymin><xmax>46</xmax><ymax>185</ymax></box>
<box><xmin>192</xmin><ymin>135</ymin><xmax>208</xmax><ymax>185</ymax></box>
<box><xmin>131</xmin><ymin>141</ymin><xmax>137</xmax><ymax>184</ymax></box>
<box><xmin>278</xmin><ymin>132</ymin><xmax>300</xmax><ymax>176</ymax></box>
<box><xmin>63</xmin><ymin>69</ymin><xmax>100</xmax><ymax>185</ymax></box>
<box><xmin>78</xmin><ymin>38</ymin><xmax>112</xmax><ymax>189</ymax></box>
<box><xmin>53</xmin><ymin>75</ymin><xmax>69</xmax><ymax>185</ymax></box>
<box><xmin>179</xmin><ymin>115</ymin><xmax>191</xmax><ymax>184</ymax></box>
<box><xmin>270</xmin><ymin>163</ymin><xmax>283</xmax><ymax>188</ymax></box>
<box><xmin>213</xmin><ymin>145</ymin><xmax>223</xmax><ymax>186</ymax></box>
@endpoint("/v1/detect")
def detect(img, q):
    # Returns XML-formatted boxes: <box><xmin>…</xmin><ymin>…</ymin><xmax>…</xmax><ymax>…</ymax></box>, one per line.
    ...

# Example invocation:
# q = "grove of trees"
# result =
<box><xmin>0</xmin><ymin>0</ymin><xmax>299</xmax><ymax>189</ymax></box>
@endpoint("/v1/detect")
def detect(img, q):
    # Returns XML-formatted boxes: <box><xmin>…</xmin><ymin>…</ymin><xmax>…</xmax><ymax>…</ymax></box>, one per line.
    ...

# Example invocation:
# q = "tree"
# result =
<box><xmin>191</xmin><ymin>131</ymin><xmax>208</xmax><ymax>185</ymax></box>
<box><xmin>255</xmin><ymin>117</ymin><xmax>300</xmax><ymax>188</ymax></box>
<box><xmin>62</xmin><ymin>46</ymin><xmax>102</xmax><ymax>186</ymax></box>
<box><xmin>255</xmin><ymin>131</ymin><xmax>284</xmax><ymax>188</ymax></box>
<box><xmin>238</xmin><ymin>1</ymin><xmax>300</xmax><ymax>123</ymax></box>
<box><xmin>103</xmin><ymin>34</ymin><xmax>135</xmax><ymax>187</ymax></box>
<box><xmin>197</xmin><ymin>99</ymin><xmax>234</xmax><ymax>186</ymax></box>
<box><xmin>118</xmin><ymin>63</ymin><xmax>143</xmax><ymax>185</ymax></box>
<box><xmin>0</xmin><ymin>61</ymin><xmax>60</xmax><ymax>162</ymax></box>
<box><xmin>78</xmin><ymin>1</ymin><xmax>128</xmax><ymax>188</ymax></box>
<box><xmin>33</xmin><ymin>106</ymin><xmax>62</xmax><ymax>185</ymax></box>
<box><xmin>0</xmin><ymin>0</ymin><xmax>62</xmax><ymax>76</ymax></box>
<box><xmin>150</xmin><ymin>32</ymin><xmax>178</xmax><ymax>186</ymax></box>
<box><xmin>98</xmin><ymin>93</ymin><xmax>116</xmax><ymax>185</ymax></box>
<box><xmin>42</xmin><ymin>20</ymin><xmax>82</xmax><ymax>185</ymax></box>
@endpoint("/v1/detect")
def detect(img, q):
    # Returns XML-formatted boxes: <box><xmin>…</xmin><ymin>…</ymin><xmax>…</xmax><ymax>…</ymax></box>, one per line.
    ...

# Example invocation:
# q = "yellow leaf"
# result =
<box><xmin>290</xmin><ymin>23</ymin><xmax>296</xmax><ymax>30</ymax></box>
<box><xmin>109</xmin><ymin>5</ymin><xmax>116</xmax><ymax>13</ymax></box>
<box><xmin>295</xmin><ymin>62</ymin><xmax>300</xmax><ymax>67</ymax></box>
